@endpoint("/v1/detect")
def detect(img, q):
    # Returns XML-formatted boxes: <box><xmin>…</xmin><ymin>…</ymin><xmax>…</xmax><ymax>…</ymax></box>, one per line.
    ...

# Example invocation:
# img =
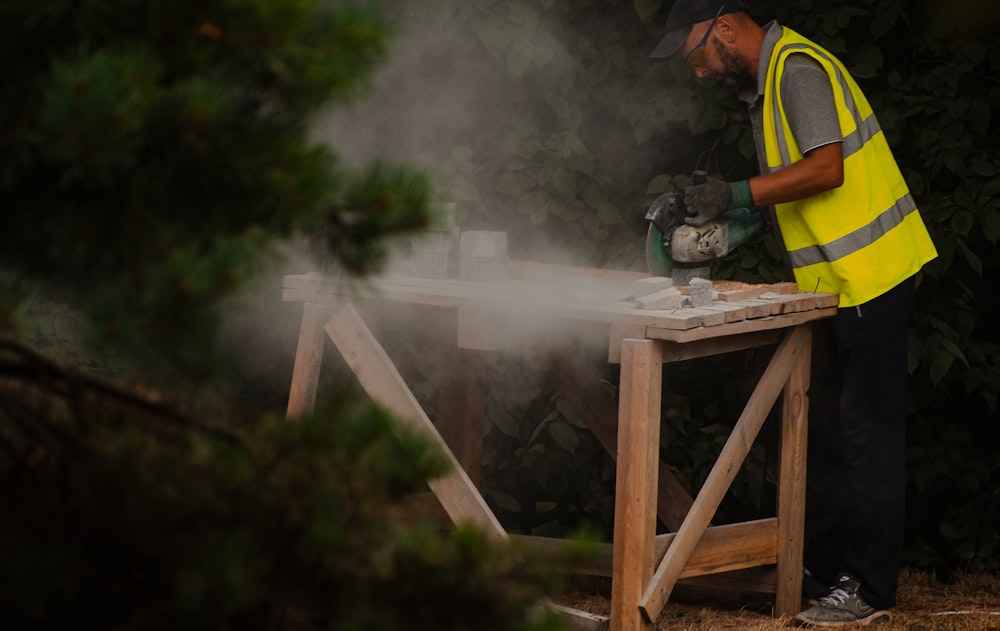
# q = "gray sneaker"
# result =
<box><xmin>794</xmin><ymin>574</ymin><xmax>891</xmax><ymax>627</ymax></box>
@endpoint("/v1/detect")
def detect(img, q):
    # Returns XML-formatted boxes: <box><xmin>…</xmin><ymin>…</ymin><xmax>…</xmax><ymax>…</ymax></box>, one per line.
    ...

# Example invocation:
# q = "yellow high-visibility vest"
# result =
<box><xmin>762</xmin><ymin>27</ymin><xmax>937</xmax><ymax>307</ymax></box>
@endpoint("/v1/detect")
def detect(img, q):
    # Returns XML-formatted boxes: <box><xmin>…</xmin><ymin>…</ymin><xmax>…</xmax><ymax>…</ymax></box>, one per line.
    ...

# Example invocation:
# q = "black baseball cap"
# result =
<box><xmin>649</xmin><ymin>0</ymin><xmax>746</xmax><ymax>59</ymax></box>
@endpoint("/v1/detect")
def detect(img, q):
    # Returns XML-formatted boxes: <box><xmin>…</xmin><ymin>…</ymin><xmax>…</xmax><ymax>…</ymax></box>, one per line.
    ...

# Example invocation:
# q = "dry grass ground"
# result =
<box><xmin>558</xmin><ymin>569</ymin><xmax>1000</xmax><ymax>630</ymax></box>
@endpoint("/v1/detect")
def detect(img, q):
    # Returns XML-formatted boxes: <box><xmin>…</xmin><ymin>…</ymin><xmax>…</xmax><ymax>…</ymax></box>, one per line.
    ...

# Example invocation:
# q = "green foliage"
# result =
<box><xmin>478</xmin><ymin>357</ymin><xmax>618</xmax><ymax>537</ymax></box>
<box><xmin>0</xmin><ymin>362</ymin><xmax>571</xmax><ymax>630</ymax></box>
<box><xmin>0</xmin><ymin>0</ymin><xmax>431</xmax><ymax>378</ymax></box>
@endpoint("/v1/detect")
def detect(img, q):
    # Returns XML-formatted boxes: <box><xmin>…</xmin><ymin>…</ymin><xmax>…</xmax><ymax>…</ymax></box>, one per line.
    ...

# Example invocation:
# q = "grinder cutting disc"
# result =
<box><xmin>645</xmin><ymin>223</ymin><xmax>673</xmax><ymax>276</ymax></box>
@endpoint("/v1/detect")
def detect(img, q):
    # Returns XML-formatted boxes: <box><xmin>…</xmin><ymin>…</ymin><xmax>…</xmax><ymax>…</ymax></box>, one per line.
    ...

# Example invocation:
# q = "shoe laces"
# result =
<box><xmin>818</xmin><ymin>587</ymin><xmax>852</xmax><ymax>607</ymax></box>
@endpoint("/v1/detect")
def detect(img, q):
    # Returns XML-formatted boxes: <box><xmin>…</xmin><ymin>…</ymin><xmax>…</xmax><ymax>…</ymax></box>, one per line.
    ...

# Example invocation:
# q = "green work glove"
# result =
<box><xmin>683</xmin><ymin>177</ymin><xmax>753</xmax><ymax>227</ymax></box>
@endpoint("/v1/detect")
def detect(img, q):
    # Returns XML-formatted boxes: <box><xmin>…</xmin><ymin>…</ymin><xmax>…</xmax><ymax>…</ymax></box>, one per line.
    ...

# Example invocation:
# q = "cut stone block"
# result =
<box><xmin>631</xmin><ymin>276</ymin><xmax>674</xmax><ymax>298</ymax></box>
<box><xmin>458</xmin><ymin>230</ymin><xmax>508</xmax><ymax>281</ymax></box>
<box><xmin>429</xmin><ymin>201</ymin><xmax>457</xmax><ymax>232</ymax></box>
<box><xmin>459</xmin><ymin>254</ymin><xmax>508</xmax><ymax>281</ymax></box>
<box><xmin>411</xmin><ymin>232</ymin><xmax>452</xmax><ymax>278</ymax></box>
<box><xmin>459</xmin><ymin>230</ymin><xmax>508</xmax><ymax>258</ymax></box>
<box><xmin>689</xmin><ymin>277</ymin><xmax>716</xmax><ymax>307</ymax></box>
<box><xmin>635</xmin><ymin>286</ymin><xmax>684</xmax><ymax>310</ymax></box>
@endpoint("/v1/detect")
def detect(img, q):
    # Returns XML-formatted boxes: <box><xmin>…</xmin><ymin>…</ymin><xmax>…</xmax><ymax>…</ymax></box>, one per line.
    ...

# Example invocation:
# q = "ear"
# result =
<box><xmin>715</xmin><ymin>14</ymin><xmax>739</xmax><ymax>43</ymax></box>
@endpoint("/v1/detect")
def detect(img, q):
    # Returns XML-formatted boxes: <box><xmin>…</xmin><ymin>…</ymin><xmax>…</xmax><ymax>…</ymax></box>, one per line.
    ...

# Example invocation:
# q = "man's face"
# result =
<box><xmin>681</xmin><ymin>17</ymin><xmax>752</xmax><ymax>91</ymax></box>
<box><xmin>708</xmin><ymin>37</ymin><xmax>753</xmax><ymax>91</ymax></box>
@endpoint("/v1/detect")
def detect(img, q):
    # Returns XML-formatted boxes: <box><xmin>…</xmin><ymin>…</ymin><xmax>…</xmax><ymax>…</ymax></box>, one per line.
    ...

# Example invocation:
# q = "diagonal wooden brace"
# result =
<box><xmin>323</xmin><ymin>302</ymin><xmax>608</xmax><ymax>630</ymax></box>
<box><xmin>323</xmin><ymin>301</ymin><xmax>507</xmax><ymax>539</ymax></box>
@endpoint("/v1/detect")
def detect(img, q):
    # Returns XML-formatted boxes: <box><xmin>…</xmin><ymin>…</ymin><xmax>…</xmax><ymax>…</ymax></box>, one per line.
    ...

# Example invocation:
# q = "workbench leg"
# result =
<box><xmin>610</xmin><ymin>339</ymin><xmax>662</xmax><ymax>631</ymax></box>
<box><xmin>286</xmin><ymin>301</ymin><xmax>331</xmax><ymax>419</ymax></box>
<box><xmin>775</xmin><ymin>324</ymin><xmax>811</xmax><ymax>617</ymax></box>
<box><xmin>437</xmin><ymin>347</ymin><xmax>485</xmax><ymax>488</ymax></box>
<box><xmin>638</xmin><ymin>325</ymin><xmax>806</xmax><ymax>622</ymax></box>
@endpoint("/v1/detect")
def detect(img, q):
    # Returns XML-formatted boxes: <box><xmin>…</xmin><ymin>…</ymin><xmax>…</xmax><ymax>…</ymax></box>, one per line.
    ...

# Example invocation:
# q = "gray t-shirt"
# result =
<box><xmin>743</xmin><ymin>22</ymin><xmax>842</xmax><ymax>174</ymax></box>
<box><xmin>740</xmin><ymin>22</ymin><xmax>842</xmax><ymax>271</ymax></box>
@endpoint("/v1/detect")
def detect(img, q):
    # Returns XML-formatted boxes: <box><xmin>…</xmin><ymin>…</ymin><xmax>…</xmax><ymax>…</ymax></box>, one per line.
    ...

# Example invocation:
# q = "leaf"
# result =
<box><xmin>983</xmin><ymin>177</ymin><xmax>1000</xmax><ymax>198</ymax></box>
<box><xmin>930</xmin><ymin>316</ymin><xmax>959</xmax><ymax>338</ymax></box>
<box><xmin>855</xmin><ymin>44</ymin><xmax>884</xmax><ymax>70</ymax></box>
<box><xmin>552</xmin><ymin>170</ymin><xmax>576</xmax><ymax>196</ymax></box>
<box><xmin>488</xmin><ymin>489</ymin><xmax>521</xmax><ymax>512</ymax></box>
<box><xmin>549</xmin><ymin>421</ymin><xmax>578</xmax><ymax>453</ymax></box>
<box><xmin>546</xmin><ymin>95</ymin><xmax>583</xmax><ymax>130</ymax></box>
<box><xmin>634</xmin><ymin>121</ymin><xmax>655</xmax><ymax>144</ymax></box>
<box><xmin>739</xmin><ymin>249</ymin><xmax>760</xmax><ymax>269</ymax></box>
<box><xmin>939</xmin><ymin>336</ymin><xmax>970</xmax><ymax>368</ymax></box>
<box><xmin>956</xmin><ymin>239</ymin><xmax>983</xmax><ymax>276</ymax></box>
<box><xmin>722</xmin><ymin>123</ymin><xmax>741</xmax><ymax>144</ymax></box>
<box><xmin>555</xmin><ymin>397</ymin><xmax>586</xmax><ymax>428</ymax></box>
<box><xmin>972</xmin><ymin>158</ymin><xmax>998</xmax><ymax>178</ymax></box>
<box><xmin>490</xmin><ymin>406</ymin><xmax>521</xmax><ymax>438</ymax></box>
<box><xmin>943</xmin><ymin>152</ymin><xmax>965</xmax><ymax>175</ymax></box>
<box><xmin>596</xmin><ymin>202</ymin><xmax>623</xmax><ymax>225</ymax></box>
<box><xmin>586</xmin><ymin>58</ymin><xmax>611</xmax><ymax>85</ymax></box>
<box><xmin>946</xmin><ymin>97</ymin><xmax>970</xmax><ymax>121</ymax></box>
<box><xmin>549</xmin><ymin>199</ymin><xmax>585</xmax><ymax>221</ymax></box>
<box><xmin>929</xmin><ymin>351</ymin><xmax>954</xmax><ymax>385</ymax></box>
<box><xmin>738</xmin><ymin>130</ymin><xmax>756</xmax><ymax>159</ymax></box>
<box><xmin>517</xmin><ymin>190</ymin><xmax>548</xmax><ymax>215</ymax></box>
<box><xmin>950</xmin><ymin>209</ymin><xmax>974</xmax><ymax>237</ymax></box>
<box><xmin>834</xmin><ymin>6</ymin><xmax>867</xmax><ymax>28</ymax></box>
<box><xmin>528</xmin><ymin>414</ymin><xmax>552</xmax><ymax>445</ymax></box>
<box><xmin>962</xmin><ymin>41</ymin><xmax>988</xmax><ymax>65</ymax></box>
<box><xmin>851</xmin><ymin>63</ymin><xmax>877</xmax><ymax>79</ymax></box>
<box><xmin>496</xmin><ymin>171</ymin><xmax>529</xmax><ymax>196</ymax></box>
<box><xmin>646</xmin><ymin>174</ymin><xmax>673</xmax><ymax>195</ymax></box>
<box><xmin>870</xmin><ymin>8</ymin><xmax>898</xmax><ymax>39</ymax></box>
<box><xmin>983</xmin><ymin>206</ymin><xmax>1000</xmax><ymax>244</ymax></box>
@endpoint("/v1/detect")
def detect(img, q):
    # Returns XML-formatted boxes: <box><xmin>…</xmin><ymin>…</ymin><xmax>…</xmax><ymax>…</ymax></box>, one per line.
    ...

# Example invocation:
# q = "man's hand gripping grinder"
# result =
<box><xmin>644</xmin><ymin>171</ymin><xmax>763</xmax><ymax>276</ymax></box>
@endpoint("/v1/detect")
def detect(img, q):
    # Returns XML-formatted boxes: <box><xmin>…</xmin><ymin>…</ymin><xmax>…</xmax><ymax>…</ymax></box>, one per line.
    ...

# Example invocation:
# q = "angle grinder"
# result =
<box><xmin>644</xmin><ymin>171</ymin><xmax>763</xmax><ymax>277</ymax></box>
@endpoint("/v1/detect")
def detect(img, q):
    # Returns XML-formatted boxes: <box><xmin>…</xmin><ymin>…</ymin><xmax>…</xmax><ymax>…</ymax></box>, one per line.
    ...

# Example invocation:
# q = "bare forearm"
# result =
<box><xmin>748</xmin><ymin>142</ymin><xmax>844</xmax><ymax>206</ymax></box>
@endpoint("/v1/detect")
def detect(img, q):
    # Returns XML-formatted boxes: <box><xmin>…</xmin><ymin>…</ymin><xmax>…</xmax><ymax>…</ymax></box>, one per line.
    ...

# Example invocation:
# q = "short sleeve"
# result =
<box><xmin>779</xmin><ymin>54</ymin><xmax>843</xmax><ymax>155</ymax></box>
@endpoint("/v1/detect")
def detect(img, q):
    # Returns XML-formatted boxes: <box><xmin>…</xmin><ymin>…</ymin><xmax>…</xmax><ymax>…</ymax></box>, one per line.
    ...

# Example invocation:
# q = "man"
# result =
<box><xmin>650</xmin><ymin>0</ymin><xmax>937</xmax><ymax>627</ymax></box>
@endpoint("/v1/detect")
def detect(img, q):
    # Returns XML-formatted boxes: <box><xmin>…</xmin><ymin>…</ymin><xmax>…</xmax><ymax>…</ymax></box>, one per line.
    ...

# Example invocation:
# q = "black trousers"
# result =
<box><xmin>804</xmin><ymin>276</ymin><xmax>915</xmax><ymax>610</ymax></box>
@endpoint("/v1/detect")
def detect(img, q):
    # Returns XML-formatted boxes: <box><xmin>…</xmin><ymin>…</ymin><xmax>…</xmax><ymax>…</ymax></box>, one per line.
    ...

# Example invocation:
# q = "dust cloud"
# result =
<box><xmin>226</xmin><ymin>3</ymin><xmax>663</xmax><ymax>413</ymax></box>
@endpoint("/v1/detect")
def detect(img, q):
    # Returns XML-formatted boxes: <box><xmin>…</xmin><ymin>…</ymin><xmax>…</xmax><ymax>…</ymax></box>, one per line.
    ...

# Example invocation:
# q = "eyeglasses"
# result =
<box><xmin>683</xmin><ymin>3</ymin><xmax>726</xmax><ymax>66</ymax></box>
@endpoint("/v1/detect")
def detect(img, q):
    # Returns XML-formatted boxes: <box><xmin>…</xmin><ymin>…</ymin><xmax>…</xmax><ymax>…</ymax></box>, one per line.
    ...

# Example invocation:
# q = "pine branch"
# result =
<box><xmin>0</xmin><ymin>337</ymin><xmax>244</xmax><ymax>448</ymax></box>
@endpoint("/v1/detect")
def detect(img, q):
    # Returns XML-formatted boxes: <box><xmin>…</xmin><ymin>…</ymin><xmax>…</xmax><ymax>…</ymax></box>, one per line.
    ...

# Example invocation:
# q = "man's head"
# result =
<box><xmin>650</xmin><ymin>0</ymin><xmax>745</xmax><ymax>59</ymax></box>
<box><xmin>650</xmin><ymin>0</ymin><xmax>758</xmax><ymax>90</ymax></box>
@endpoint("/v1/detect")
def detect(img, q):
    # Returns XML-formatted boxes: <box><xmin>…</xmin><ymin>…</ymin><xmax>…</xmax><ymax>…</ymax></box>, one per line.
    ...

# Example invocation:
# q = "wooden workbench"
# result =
<box><xmin>282</xmin><ymin>264</ymin><xmax>837</xmax><ymax>630</ymax></box>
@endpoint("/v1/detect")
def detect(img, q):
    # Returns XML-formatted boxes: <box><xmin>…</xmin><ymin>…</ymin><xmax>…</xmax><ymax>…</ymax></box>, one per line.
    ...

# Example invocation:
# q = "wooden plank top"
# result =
<box><xmin>283</xmin><ymin>268</ymin><xmax>837</xmax><ymax>343</ymax></box>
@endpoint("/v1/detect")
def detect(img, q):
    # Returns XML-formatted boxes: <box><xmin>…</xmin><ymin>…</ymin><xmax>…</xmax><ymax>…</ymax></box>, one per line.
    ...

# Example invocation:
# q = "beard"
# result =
<box><xmin>709</xmin><ymin>38</ymin><xmax>754</xmax><ymax>91</ymax></box>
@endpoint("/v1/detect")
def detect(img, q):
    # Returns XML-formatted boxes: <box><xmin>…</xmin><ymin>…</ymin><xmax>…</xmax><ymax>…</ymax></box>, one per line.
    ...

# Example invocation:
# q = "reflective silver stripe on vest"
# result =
<box><xmin>786</xmin><ymin>193</ymin><xmax>919</xmax><ymax>268</ymax></box>
<box><xmin>767</xmin><ymin>43</ymin><xmax>883</xmax><ymax>172</ymax></box>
